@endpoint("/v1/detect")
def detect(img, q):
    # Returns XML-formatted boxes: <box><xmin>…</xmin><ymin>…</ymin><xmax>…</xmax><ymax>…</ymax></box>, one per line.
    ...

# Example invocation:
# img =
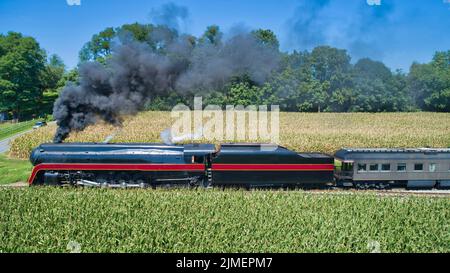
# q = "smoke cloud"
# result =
<box><xmin>286</xmin><ymin>0</ymin><xmax>395</xmax><ymax>61</ymax></box>
<box><xmin>149</xmin><ymin>2</ymin><xmax>190</xmax><ymax>32</ymax></box>
<box><xmin>53</xmin><ymin>25</ymin><xmax>280</xmax><ymax>143</ymax></box>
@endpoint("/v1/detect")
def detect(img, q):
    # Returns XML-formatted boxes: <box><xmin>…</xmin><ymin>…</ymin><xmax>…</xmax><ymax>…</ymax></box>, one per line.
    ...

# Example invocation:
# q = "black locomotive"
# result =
<box><xmin>28</xmin><ymin>143</ymin><xmax>334</xmax><ymax>188</ymax></box>
<box><xmin>28</xmin><ymin>143</ymin><xmax>450</xmax><ymax>189</ymax></box>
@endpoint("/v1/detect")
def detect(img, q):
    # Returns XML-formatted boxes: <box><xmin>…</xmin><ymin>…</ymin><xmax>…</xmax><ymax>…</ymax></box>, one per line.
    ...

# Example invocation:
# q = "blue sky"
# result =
<box><xmin>0</xmin><ymin>0</ymin><xmax>449</xmax><ymax>71</ymax></box>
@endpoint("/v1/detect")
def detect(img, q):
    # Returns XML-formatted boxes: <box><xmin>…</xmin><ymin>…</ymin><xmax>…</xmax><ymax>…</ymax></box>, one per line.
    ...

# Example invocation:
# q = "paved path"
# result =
<box><xmin>0</xmin><ymin>129</ymin><xmax>33</xmax><ymax>153</ymax></box>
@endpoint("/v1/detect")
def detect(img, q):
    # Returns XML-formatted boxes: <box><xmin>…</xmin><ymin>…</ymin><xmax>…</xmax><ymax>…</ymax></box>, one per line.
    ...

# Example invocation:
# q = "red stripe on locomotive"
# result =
<box><xmin>211</xmin><ymin>163</ymin><xmax>335</xmax><ymax>171</ymax></box>
<box><xmin>28</xmin><ymin>163</ymin><xmax>205</xmax><ymax>185</ymax></box>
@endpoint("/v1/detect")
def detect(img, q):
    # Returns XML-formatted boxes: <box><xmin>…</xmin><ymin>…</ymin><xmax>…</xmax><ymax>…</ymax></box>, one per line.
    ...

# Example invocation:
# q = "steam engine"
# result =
<box><xmin>28</xmin><ymin>143</ymin><xmax>335</xmax><ymax>188</ymax></box>
<box><xmin>29</xmin><ymin>143</ymin><xmax>450</xmax><ymax>189</ymax></box>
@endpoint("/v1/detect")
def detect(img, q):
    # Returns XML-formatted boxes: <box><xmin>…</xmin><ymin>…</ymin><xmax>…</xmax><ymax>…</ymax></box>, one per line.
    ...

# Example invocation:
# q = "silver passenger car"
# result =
<box><xmin>334</xmin><ymin>148</ymin><xmax>450</xmax><ymax>189</ymax></box>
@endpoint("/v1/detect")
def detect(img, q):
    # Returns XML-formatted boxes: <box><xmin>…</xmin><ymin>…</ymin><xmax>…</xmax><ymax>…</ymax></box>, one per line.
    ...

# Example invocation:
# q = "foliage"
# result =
<box><xmin>77</xmin><ymin>23</ymin><xmax>449</xmax><ymax>113</ymax></box>
<box><xmin>0</xmin><ymin>187</ymin><xmax>448</xmax><ymax>253</ymax></box>
<box><xmin>1</xmin><ymin>26</ymin><xmax>449</xmax><ymax>125</ymax></box>
<box><xmin>0</xmin><ymin>32</ymin><xmax>46</xmax><ymax>120</ymax></box>
<box><xmin>226</xmin><ymin>82</ymin><xmax>263</xmax><ymax>106</ymax></box>
<box><xmin>0</xmin><ymin>32</ymin><xmax>67</xmax><ymax>120</ymax></box>
<box><xmin>407</xmin><ymin>51</ymin><xmax>450</xmax><ymax>112</ymax></box>
<box><xmin>251</xmin><ymin>29</ymin><xmax>280</xmax><ymax>50</ymax></box>
<box><xmin>39</xmin><ymin>54</ymin><xmax>66</xmax><ymax>116</ymax></box>
<box><xmin>78</xmin><ymin>23</ymin><xmax>176</xmax><ymax>64</ymax></box>
<box><xmin>199</xmin><ymin>25</ymin><xmax>222</xmax><ymax>45</ymax></box>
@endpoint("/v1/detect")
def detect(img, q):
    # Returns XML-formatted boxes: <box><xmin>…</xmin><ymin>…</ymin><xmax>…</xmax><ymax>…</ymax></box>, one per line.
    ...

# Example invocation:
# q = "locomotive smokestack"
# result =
<box><xmin>52</xmin><ymin>25</ymin><xmax>280</xmax><ymax>143</ymax></box>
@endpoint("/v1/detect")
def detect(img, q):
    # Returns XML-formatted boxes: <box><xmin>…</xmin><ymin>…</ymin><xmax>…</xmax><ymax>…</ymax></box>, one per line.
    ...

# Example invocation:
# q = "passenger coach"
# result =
<box><xmin>334</xmin><ymin>148</ymin><xmax>450</xmax><ymax>189</ymax></box>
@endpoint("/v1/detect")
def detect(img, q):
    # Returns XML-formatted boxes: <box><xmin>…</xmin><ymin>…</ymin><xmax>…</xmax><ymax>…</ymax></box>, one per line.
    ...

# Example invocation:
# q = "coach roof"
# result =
<box><xmin>335</xmin><ymin>148</ymin><xmax>450</xmax><ymax>161</ymax></box>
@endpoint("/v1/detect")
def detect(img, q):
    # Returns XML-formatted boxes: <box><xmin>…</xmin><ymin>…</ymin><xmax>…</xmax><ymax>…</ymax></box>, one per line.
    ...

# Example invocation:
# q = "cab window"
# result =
<box><xmin>192</xmin><ymin>156</ymin><xmax>204</xmax><ymax>164</ymax></box>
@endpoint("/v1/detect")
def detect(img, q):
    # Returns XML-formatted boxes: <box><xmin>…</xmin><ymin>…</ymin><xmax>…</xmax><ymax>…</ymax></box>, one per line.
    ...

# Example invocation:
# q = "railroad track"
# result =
<box><xmin>2</xmin><ymin>182</ymin><xmax>450</xmax><ymax>198</ymax></box>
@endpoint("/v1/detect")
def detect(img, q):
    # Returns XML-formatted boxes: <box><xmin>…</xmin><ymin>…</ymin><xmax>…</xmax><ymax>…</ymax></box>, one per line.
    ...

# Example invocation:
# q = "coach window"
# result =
<box><xmin>357</xmin><ymin>163</ymin><xmax>367</xmax><ymax>172</ymax></box>
<box><xmin>397</xmin><ymin>163</ymin><xmax>407</xmax><ymax>172</ymax></box>
<box><xmin>429</xmin><ymin>163</ymin><xmax>436</xmax><ymax>172</ymax></box>
<box><xmin>369</xmin><ymin>164</ymin><xmax>379</xmax><ymax>172</ymax></box>
<box><xmin>381</xmin><ymin>164</ymin><xmax>391</xmax><ymax>172</ymax></box>
<box><xmin>414</xmin><ymin>163</ymin><xmax>423</xmax><ymax>171</ymax></box>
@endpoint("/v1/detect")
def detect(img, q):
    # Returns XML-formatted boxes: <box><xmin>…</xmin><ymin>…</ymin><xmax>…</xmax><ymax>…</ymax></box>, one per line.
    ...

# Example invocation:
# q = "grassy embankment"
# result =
<box><xmin>0</xmin><ymin>154</ymin><xmax>31</xmax><ymax>185</ymax></box>
<box><xmin>0</xmin><ymin>120</ymin><xmax>37</xmax><ymax>141</ymax></box>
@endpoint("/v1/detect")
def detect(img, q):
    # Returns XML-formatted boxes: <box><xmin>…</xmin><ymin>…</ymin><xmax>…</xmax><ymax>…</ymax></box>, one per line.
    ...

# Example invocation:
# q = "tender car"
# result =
<box><xmin>32</xmin><ymin>121</ymin><xmax>47</xmax><ymax>129</ymax></box>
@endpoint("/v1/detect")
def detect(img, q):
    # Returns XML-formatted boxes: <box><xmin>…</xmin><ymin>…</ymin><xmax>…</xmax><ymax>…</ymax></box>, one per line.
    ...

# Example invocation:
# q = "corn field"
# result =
<box><xmin>9</xmin><ymin>112</ymin><xmax>450</xmax><ymax>159</ymax></box>
<box><xmin>0</xmin><ymin>187</ymin><xmax>449</xmax><ymax>253</ymax></box>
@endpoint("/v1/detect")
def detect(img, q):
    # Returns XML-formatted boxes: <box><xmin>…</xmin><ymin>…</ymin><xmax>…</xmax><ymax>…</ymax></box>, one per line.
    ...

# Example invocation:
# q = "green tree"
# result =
<box><xmin>0</xmin><ymin>32</ymin><xmax>47</xmax><ymax>120</ymax></box>
<box><xmin>297</xmin><ymin>77</ymin><xmax>330</xmax><ymax>112</ymax></box>
<box><xmin>199</xmin><ymin>25</ymin><xmax>222</xmax><ymax>45</ymax></box>
<box><xmin>39</xmin><ymin>54</ymin><xmax>66</xmax><ymax>116</ymax></box>
<box><xmin>252</xmin><ymin>29</ymin><xmax>279</xmax><ymax>50</ymax></box>
<box><xmin>58</xmin><ymin>68</ymin><xmax>79</xmax><ymax>87</ymax></box>
<box><xmin>79</xmin><ymin>27</ymin><xmax>116</xmax><ymax>64</ymax></box>
<box><xmin>351</xmin><ymin>58</ymin><xmax>411</xmax><ymax>112</ymax></box>
<box><xmin>226</xmin><ymin>82</ymin><xmax>262</xmax><ymax>106</ymax></box>
<box><xmin>41</xmin><ymin>54</ymin><xmax>65</xmax><ymax>91</ymax></box>
<box><xmin>79</xmin><ymin>23</ymin><xmax>161</xmax><ymax>64</ymax></box>
<box><xmin>407</xmin><ymin>51</ymin><xmax>450</xmax><ymax>112</ymax></box>
<box><xmin>260</xmin><ymin>67</ymin><xmax>301</xmax><ymax>111</ymax></box>
<box><xmin>310</xmin><ymin>46</ymin><xmax>352</xmax><ymax>82</ymax></box>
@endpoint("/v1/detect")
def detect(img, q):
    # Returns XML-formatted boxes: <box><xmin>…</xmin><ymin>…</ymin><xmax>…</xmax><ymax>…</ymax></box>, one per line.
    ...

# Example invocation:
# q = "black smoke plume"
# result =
<box><xmin>53</xmin><ymin>27</ymin><xmax>280</xmax><ymax>143</ymax></box>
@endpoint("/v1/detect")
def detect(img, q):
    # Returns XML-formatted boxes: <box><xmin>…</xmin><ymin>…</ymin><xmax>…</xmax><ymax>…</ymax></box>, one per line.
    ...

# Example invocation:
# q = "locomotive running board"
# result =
<box><xmin>77</xmin><ymin>180</ymin><xmax>146</xmax><ymax>188</ymax></box>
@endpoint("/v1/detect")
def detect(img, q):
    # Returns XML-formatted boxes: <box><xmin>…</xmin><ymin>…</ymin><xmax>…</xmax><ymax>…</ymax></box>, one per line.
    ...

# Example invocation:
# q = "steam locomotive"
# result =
<box><xmin>28</xmin><ymin>143</ymin><xmax>450</xmax><ymax>189</ymax></box>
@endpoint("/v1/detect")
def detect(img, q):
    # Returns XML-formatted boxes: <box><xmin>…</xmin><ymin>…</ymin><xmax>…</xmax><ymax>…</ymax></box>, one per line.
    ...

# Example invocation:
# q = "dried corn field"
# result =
<box><xmin>9</xmin><ymin>112</ymin><xmax>450</xmax><ymax>159</ymax></box>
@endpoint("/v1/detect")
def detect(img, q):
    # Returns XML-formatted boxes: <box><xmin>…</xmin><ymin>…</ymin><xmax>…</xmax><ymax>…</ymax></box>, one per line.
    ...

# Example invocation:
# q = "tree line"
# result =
<box><xmin>1</xmin><ymin>23</ymin><xmax>449</xmax><ymax>121</ymax></box>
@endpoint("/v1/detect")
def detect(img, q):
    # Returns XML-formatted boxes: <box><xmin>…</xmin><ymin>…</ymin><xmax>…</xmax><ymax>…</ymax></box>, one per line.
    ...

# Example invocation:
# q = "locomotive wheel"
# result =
<box><xmin>132</xmin><ymin>173</ymin><xmax>148</xmax><ymax>188</ymax></box>
<box><xmin>375</xmin><ymin>183</ymin><xmax>388</xmax><ymax>190</ymax></box>
<box><xmin>355</xmin><ymin>182</ymin><xmax>371</xmax><ymax>190</ymax></box>
<box><xmin>95</xmin><ymin>174</ymin><xmax>109</xmax><ymax>187</ymax></box>
<box><xmin>117</xmin><ymin>173</ymin><xmax>131</xmax><ymax>188</ymax></box>
<box><xmin>188</xmin><ymin>177</ymin><xmax>200</xmax><ymax>188</ymax></box>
